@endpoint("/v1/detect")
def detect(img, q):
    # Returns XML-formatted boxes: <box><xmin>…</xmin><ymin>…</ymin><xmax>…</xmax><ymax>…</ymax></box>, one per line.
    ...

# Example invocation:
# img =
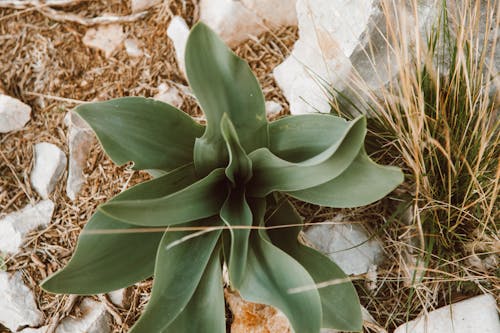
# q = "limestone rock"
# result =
<box><xmin>107</xmin><ymin>288</ymin><xmax>130</xmax><ymax>308</ymax></box>
<box><xmin>0</xmin><ymin>94</ymin><xmax>31</xmax><ymax>133</ymax></box>
<box><xmin>274</xmin><ymin>0</ymin><xmax>438</xmax><ymax>115</ymax></box>
<box><xmin>30</xmin><ymin>142</ymin><xmax>67</xmax><ymax>199</ymax></box>
<box><xmin>55</xmin><ymin>298</ymin><xmax>111</xmax><ymax>333</ymax></box>
<box><xmin>274</xmin><ymin>0</ymin><xmax>377</xmax><ymax>115</ymax></box>
<box><xmin>124</xmin><ymin>38</ymin><xmax>143</xmax><ymax>58</ymax></box>
<box><xmin>83</xmin><ymin>24</ymin><xmax>125</xmax><ymax>58</ymax></box>
<box><xmin>65</xmin><ymin>112</ymin><xmax>96</xmax><ymax>201</ymax></box>
<box><xmin>265</xmin><ymin>101</ymin><xmax>283</xmax><ymax>116</ymax></box>
<box><xmin>0</xmin><ymin>271</ymin><xmax>43</xmax><ymax>332</ymax></box>
<box><xmin>303</xmin><ymin>216</ymin><xmax>384</xmax><ymax>275</ymax></box>
<box><xmin>225</xmin><ymin>289</ymin><xmax>291</xmax><ymax>333</ymax></box>
<box><xmin>200</xmin><ymin>0</ymin><xmax>297</xmax><ymax>47</ymax></box>
<box><xmin>167</xmin><ymin>16</ymin><xmax>190</xmax><ymax>76</ymax></box>
<box><xmin>0</xmin><ymin>200</ymin><xmax>54</xmax><ymax>253</ymax></box>
<box><xmin>394</xmin><ymin>294</ymin><xmax>500</xmax><ymax>333</ymax></box>
<box><xmin>131</xmin><ymin>0</ymin><xmax>161</xmax><ymax>13</ymax></box>
<box><xmin>153</xmin><ymin>83</ymin><xmax>183</xmax><ymax>108</ymax></box>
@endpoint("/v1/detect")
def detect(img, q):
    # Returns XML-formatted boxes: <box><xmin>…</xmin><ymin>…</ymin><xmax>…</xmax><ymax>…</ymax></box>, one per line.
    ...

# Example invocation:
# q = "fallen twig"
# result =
<box><xmin>0</xmin><ymin>0</ymin><xmax>149</xmax><ymax>26</ymax></box>
<box><xmin>0</xmin><ymin>0</ymin><xmax>82</xmax><ymax>9</ymax></box>
<box><xmin>37</xmin><ymin>7</ymin><xmax>149</xmax><ymax>26</ymax></box>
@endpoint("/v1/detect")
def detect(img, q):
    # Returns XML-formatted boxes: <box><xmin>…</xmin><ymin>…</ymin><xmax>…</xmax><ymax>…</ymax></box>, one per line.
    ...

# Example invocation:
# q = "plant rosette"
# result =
<box><xmin>41</xmin><ymin>22</ymin><xmax>403</xmax><ymax>333</ymax></box>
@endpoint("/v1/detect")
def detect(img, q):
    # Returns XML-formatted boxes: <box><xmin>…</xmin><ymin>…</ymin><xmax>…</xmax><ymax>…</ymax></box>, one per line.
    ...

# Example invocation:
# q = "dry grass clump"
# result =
<box><xmin>330</xmin><ymin>0</ymin><xmax>499</xmax><ymax>329</ymax></box>
<box><xmin>0</xmin><ymin>1</ymin><xmax>297</xmax><ymax>332</ymax></box>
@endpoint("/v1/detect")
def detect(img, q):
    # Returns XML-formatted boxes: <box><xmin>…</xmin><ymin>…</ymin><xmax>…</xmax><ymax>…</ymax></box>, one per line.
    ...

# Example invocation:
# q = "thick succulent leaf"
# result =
<box><xmin>248</xmin><ymin>116</ymin><xmax>366</xmax><ymax>196</ymax></box>
<box><xmin>41</xmin><ymin>212</ymin><xmax>162</xmax><ymax>294</ymax></box>
<box><xmin>220</xmin><ymin>187</ymin><xmax>252</xmax><ymax>287</ymax></box>
<box><xmin>266</xmin><ymin>199</ymin><xmax>362</xmax><ymax>331</ymax></box>
<box><xmin>129</xmin><ymin>219</ymin><xmax>222</xmax><ymax>333</ymax></box>
<box><xmin>75</xmin><ymin>97</ymin><xmax>203</xmax><ymax>171</ymax></box>
<box><xmin>161</xmin><ymin>248</ymin><xmax>225</xmax><ymax>333</ymax></box>
<box><xmin>99</xmin><ymin>168</ymin><xmax>228</xmax><ymax>226</ymax></box>
<box><xmin>237</xmin><ymin>200</ymin><xmax>322</xmax><ymax>333</ymax></box>
<box><xmin>40</xmin><ymin>165</ymin><xmax>198</xmax><ymax>294</ymax></box>
<box><xmin>268</xmin><ymin>114</ymin><xmax>358</xmax><ymax>161</ymax></box>
<box><xmin>288</xmin><ymin>149</ymin><xmax>404</xmax><ymax>207</ymax></box>
<box><xmin>221</xmin><ymin>114</ymin><xmax>252</xmax><ymax>185</ymax></box>
<box><xmin>186</xmin><ymin>22</ymin><xmax>268</xmax><ymax>176</ymax></box>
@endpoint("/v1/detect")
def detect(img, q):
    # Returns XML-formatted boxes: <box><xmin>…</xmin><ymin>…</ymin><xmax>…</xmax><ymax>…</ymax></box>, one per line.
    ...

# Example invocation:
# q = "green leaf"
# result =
<box><xmin>266</xmin><ymin>198</ymin><xmax>362</xmax><ymax>331</ymax></box>
<box><xmin>288</xmin><ymin>149</ymin><xmax>404</xmax><ymax>207</ymax></box>
<box><xmin>237</xmin><ymin>202</ymin><xmax>322</xmax><ymax>333</ymax></box>
<box><xmin>221</xmin><ymin>114</ymin><xmax>252</xmax><ymax>186</ymax></box>
<box><xmin>129</xmin><ymin>219</ymin><xmax>222</xmax><ymax>333</ymax></box>
<box><xmin>186</xmin><ymin>22</ymin><xmax>268</xmax><ymax>176</ymax></box>
<box><xmin>40</xmin><ymin>165</ymin><xmax>197</xmax><ymax>294</ymax></box>
<box><xmin>162</xmin><ymin>248</ymin><xmax>225</xmax><ymax>333</ymax></box>
<box><xmin>99</xmin><ymin>168</ymin><xmax>228</xmax><ymax>226</ymax></box>
<box><xmin>220</xmin><ymin>187</ymin><xmax>252</xmax><ymax>287</ymax></box>
<box><xmin>41</xmin><ymin>212</ymin><xmax>162</xmax><ymax>295</ymax></box>
<box><xmin>248</xmin><ymin>116</ymin><xmax>366</xmax><ymax>196</ymax></box>
<box><xmin>75</xmin><ymin>97</ymin><xmax>203</xmax><ymax>171</ymax></box>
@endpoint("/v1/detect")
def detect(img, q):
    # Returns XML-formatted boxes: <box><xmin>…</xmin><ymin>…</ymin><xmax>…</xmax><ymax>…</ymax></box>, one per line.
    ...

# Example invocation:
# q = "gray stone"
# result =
<box><xmin>131</xmin><ymin>0</ymin><xmax>161</xmax><ymax>13</ymax></box>
<box><xmin>200</xmin><ymin>0</ymin><xmax>297</xmax><ymax>47</ymax></box>
<box><xmin>65</xmin><ymin>112</ymin><xmax>96</xmax><ymax>201</ymax></box>
<box><xmin>304</xmin><ymin>216</ymin><xmax>384</xmax><ymax>275</ymax></box>
<box><xmin>274</xmin><ymin>0</ymin><xmax>376</xmax><ymax>115</ymax></box>
<box><xmin>394</xmin><ymin>294</ymin><xmax>500</xmax><ymax>333</ymax></box>
<box><xmin>30</xmin><ymin>142</ymin><xmax>67</xmax><ymax>199</ymax></box>
<box><xmin>82</xmin><ymin>24</ymin><xmax>125</xmax><ymax>58</ymax></box>
<box><xmin>265</xmin><ymin>101</ymin><xmax>283</xmax><ymax>116</ymax></box>
<box><xmin>0</xmin><ymin>271</ymin><xmax>43</xmax><ymax>331</ymax></box>
<box><xmin>107</xmin><ymin>288</ymin><xmax>129</xmax><ymax>308</ymax></box>
<box><xmin>0</xmin><ymin>200</ymin><xmax>54</xmax><ymax>254</ymax></box>
<box><xmin>154</xmin><ymin>83</ymin><xmax>183</xmax><ymax>108</ymax></box>
<box><xmin>54</xmin><ymin>298</ymin><xmax>111</xmax><ymax>333</ymax></box>
<box><xmin>167</xmin><ymin>16</ymin><xmax>189</xmax><ymax>76</ymax></box>
<box><xmin>124</xmin><ymin>38</ymin><xmax>143</xmax><ymax>58</ymax></box>
<box><xmin>274</xmin><ymin>0</ymin><xmax>439</xmax><ymax>115</ymax></box>
<box><xmin>0</xmin><ymin>94</ymin><xmax>31</xmax><ymax>133</ymax></box>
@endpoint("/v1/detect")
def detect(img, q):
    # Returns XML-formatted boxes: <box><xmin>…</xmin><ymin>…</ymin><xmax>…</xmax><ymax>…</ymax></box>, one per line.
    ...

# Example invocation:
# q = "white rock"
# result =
<box><xmin>83</xmin><ymin>24</ymin><xmax>125</xmax><ymax>58</ymax></box>
<box><xmin>65</xmin><ymin>112</ymin><xmax>96</xmax><ymax>201</ymax></box>
<box><xmin>0</xmin><ymin>271</ymin><xmax>43</xmax><ymax>332</ymax></box>
<box><xmin>0</xmin><ymin>200</ymin><xmax>54</xmax><ymax>254</ymax></box>
<box><xmin>107</xmin><ymin>288</ymin><xmax>129</xmax><ymax>308</ymax></box>
<box><xmin>55</xmin><ymin>298</ymin><xmax>111</xmax><ymax>333</ymax></box>
<box><xmin>304</xmin><ymin>217</ymin><xmax>384</xmax><ymax>275</ymax></box>
<box><xmin>131</xmin><ymin>0</ymin><xmax>161</xmax><ymax>13</ymax></box>
<box><xmin>200</xmin><ymin>0</ymin><xmax>297</xmax><ymax>47</ymax></box>
<box><xmin>153</xmin><ymin>83</ymin><xmax>183</xmax><ymax>108</ymax></box>
<box><xmin>0</xmin><ymin>94</ymin><xmax>31</xmax><ymax>133</ymax></box>
<box><xmin>167</xmin><ymin>16</ymin><xmax>190</xmax><ymax>76</ymax></box>
<box><xmin>30</xmin><ymin>143</ymin><xmax>67</xmax><ymax>199</ymax></box>
<box><xmin>394</xmin><ymin>294</ymin><xmax>500</xmax><ymax>333</ymax></box>
<box><xmin>241</xmin><ymin>0</ymin><xmax>297</xmax><ymax>27</ymax></box>
<box><xmin>124</xmin><ymin>38</ymin><xmax>143</xmax><ymax>58</ymax></box>
<box><xmin>265</xmin><ymin>101</ymin><xmax>283</xmax><ymax>115</ymax></box>
<box><xmin>274</xmin><ymin>0</ymin><xmax>377</xmax><ymax>115</ymax></box>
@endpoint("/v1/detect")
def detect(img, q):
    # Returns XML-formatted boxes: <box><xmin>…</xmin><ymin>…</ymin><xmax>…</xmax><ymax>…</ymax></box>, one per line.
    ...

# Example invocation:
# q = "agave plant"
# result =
<box><xmin>42</xmin><ymin>22</ymin><xmax>403</xmax><ymax>332</ymax></box>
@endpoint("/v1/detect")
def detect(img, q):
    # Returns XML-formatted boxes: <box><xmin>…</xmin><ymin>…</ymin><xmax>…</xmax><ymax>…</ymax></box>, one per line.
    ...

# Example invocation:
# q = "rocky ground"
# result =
<box><xmin>0</xmin><ymin>1</ymin><xmax>498</xmax><ymax>333</ymax></box>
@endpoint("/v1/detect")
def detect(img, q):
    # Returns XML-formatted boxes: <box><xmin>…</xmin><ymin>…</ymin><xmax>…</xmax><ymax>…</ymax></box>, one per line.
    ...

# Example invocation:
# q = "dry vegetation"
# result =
<box><xmin>0</xmin><ymin>0</ymin><xmax>498</xmax><ymax>332</ymax></box>
<box><xmin>330</xmin><ymin>0</ymin><xmax>499</xmax><ymax>329</ymax></box>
